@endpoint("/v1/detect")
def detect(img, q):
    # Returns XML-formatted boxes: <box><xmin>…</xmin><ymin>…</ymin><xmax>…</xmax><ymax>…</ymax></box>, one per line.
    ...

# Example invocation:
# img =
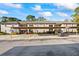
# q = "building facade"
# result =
<box><xmin>0</xmin><ymin>21</ymin><xmax>78</xmax><ymax>34</ymax></box>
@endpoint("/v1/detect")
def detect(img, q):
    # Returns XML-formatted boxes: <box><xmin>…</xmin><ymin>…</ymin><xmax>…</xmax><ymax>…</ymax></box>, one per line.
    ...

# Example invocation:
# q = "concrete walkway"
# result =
<box><xmin>0</xmin><ymin>34</ymin><xmax>79</xmax><ymax>40</ymax></box>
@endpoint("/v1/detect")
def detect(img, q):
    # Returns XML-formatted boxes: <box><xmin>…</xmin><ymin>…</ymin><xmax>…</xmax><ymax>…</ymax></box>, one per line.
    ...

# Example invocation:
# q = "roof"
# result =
<box><xmin>1</xmin><ymin>21</ymin><xmax>79</xmax><ymax>24</ymax></box>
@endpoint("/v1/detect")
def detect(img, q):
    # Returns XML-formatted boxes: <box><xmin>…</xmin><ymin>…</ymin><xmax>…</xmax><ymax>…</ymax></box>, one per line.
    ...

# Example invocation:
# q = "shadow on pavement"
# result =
<box><xmin>1</xmin><ymin>43</ymin><xmax>79</xmax><ymax>56</ymax></box>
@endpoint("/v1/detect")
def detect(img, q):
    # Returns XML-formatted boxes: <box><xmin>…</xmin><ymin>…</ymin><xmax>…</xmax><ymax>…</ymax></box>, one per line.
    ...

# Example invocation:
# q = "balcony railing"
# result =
<box><xmin>11</xmin><ymin>26</ymin><xmax>79</xmax><ymax>29</ymax></box>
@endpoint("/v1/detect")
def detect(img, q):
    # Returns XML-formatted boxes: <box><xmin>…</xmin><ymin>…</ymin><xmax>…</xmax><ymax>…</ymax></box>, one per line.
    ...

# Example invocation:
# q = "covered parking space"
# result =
<box><xmin>11</xmin><ymin>26</ymin><xmax>79</xmax><ymax>34</ymax></box>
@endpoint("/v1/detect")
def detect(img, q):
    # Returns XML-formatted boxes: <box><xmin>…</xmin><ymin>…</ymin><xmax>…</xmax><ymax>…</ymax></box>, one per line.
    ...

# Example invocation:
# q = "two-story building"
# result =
<box><xmin>0</xmin><ymin>21</ymin><xmax>78</xmax><ymax>34</ymax></box>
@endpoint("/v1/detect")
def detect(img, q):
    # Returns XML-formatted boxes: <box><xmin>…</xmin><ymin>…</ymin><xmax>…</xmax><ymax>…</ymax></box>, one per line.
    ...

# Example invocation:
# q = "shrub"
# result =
<box><xmin>0</xmin><ymin>32</ymin><xmax>8</xmax><ymax>35</ymax></box>
<box><xmin>11</xmin><ymin>32</ymin><xmax>17</xmax><ymax>35</ymax></box>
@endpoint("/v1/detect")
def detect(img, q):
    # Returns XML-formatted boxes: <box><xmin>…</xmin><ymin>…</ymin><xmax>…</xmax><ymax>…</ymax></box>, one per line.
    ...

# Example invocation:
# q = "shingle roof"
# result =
<box><xmin>1</xmin><ymin>21</ymin><xmax>79</xmax><ymax>24</ymax></box>
<box><xmin>19</xmin><ymin>21</ymin><xmax>79</xmax><ymax>24</ymax></box>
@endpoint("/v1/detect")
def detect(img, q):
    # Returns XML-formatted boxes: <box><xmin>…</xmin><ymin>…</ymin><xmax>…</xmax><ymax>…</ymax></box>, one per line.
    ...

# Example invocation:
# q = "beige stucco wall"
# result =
<box><xmin>1</xmin><ymin>24</ymin><xmax>19</xmax><ymax>34</ymax></box>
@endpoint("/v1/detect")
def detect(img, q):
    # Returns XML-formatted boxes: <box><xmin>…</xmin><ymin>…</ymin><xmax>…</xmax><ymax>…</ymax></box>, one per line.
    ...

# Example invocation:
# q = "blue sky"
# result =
<box><xmin>0</xmin><ymin>3</ymin><xmax>79</xmax><ymax>21</ymax></box>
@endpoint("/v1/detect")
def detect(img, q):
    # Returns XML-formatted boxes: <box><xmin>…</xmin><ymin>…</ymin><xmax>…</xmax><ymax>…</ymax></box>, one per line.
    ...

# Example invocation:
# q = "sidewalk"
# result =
<box><xmin>0</xmin><ymin>34</ymin><xmax>79</xmax><ymax>40</ymax></box>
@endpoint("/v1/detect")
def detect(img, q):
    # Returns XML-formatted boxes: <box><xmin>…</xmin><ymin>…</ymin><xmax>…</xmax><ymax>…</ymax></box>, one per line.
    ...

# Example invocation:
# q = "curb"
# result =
<box><xmin>0</xmin><ymin>37</ymin><xmax>79</xmax><ymax>42</ymax></box>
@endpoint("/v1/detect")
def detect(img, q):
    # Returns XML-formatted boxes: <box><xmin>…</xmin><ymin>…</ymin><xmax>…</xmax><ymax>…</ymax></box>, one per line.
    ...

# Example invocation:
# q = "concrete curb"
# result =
<box><xmin>0</xmin><ymin>37</ymin><xmax>78</xmax><ymax>41</ymax></box>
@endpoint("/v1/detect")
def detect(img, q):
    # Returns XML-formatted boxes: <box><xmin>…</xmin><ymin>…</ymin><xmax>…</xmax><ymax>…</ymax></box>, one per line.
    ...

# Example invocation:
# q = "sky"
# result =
<box><xmin>0</xmin><ymin>3</ymin><xmax>79</xmax><ymax>21</ymax></box>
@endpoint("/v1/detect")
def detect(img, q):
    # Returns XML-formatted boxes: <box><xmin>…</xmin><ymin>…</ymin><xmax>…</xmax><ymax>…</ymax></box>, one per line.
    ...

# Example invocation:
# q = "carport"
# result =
<box><xmin>11</xmin><ymin>26</ymin><xmax>79</xmax><ymax>34</ymax></box>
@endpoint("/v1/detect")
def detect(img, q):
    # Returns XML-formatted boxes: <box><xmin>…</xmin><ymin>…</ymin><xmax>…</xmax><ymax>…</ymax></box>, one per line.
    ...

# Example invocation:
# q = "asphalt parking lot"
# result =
<box><xmin>0</xmin><ymin>38</ymin><xmax>79</xmax><ymax>56</ymax></box>
<box><xmin>2</xmin><ymin>43</ymin><xmax>79</xmax><ymax>56</ymax></box>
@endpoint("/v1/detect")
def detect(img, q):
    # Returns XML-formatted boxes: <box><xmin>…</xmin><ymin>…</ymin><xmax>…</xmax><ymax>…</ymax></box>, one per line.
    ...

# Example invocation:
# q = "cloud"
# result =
<box><xmin>3</xmin><ymin>3</ymin><xmax>22</xmax><ymax>8</ymax></box>
<box><xmin>0</xmin><ymin>10</ymin><xmax>8</xmax><ymax>14</ymax></box>
<box><xmin>32</xmin><ymin>5</ymin><xmax>42</xmax><ymax>11</ymax></box>
<box><xmin>54</xmin><ymin>3</ymin><xmax>79</xmax><ymax>10</ymax></box>
<box><xmin>56</xmin><ymin>12</ymin><xmax>68</xmax><ymax>17</ymax></box>
<box><xmin>38</xmin><ymin>11</ymin><xmax>53</xmax><ymax>17</ymax></box>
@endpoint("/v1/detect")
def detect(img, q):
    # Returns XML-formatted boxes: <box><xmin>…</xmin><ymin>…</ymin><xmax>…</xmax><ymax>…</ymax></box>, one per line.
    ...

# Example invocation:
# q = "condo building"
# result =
<box><xmin>0</xmin><ymin>21</ymin><xmax>78</xmax><ymax>34</ymax></box>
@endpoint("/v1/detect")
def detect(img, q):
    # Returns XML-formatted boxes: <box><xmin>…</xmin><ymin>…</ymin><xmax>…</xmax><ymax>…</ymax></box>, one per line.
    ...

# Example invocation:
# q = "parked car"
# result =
<box><xmin>57</xmin><ymin>30</ymin><xmax>69</xmax><ymax>37</ymax></box>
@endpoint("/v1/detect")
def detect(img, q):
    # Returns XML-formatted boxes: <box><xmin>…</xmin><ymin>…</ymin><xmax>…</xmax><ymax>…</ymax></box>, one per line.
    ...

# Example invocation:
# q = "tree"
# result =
<box><xmin>26</xmin><ymin>15</ymin><xmax>47</xmax><ymax>21</ymax></box>
<box><xmin>0</xmin><ymin>16</ymin><xmax>21</xmax><ymax>22</ymax></box>
<box><xmin>37</xmin><ymin>17</ymin><xmax>47</xmax><ymax>21</ymax></box>
<box><xmin>7</xmin><ymin>17</ymin><xmax>21</xmax><ymax>22</ymax></box>
<box><xmin>1</xmin><ymin>16</ymin><xmax>8</xmax><ymax>22</ymax></box>
<box><xmin>64</xmin><ymin>19</ymin><xmax>69</xmax><ymax>22</ymax></box>
<box><xmin>71</xmin><ymin>7</ymin><xmax>79</xmax><ymax>33</ymax></box>
<box><xmin>26</xmin><ymin>15</ymin><xmax>36</xmax><ymax>21</ymax></box>
<box><xmin>71</xmin><ymin>7</ymin><xmax>79</xmax><ymax>23</ymax></box>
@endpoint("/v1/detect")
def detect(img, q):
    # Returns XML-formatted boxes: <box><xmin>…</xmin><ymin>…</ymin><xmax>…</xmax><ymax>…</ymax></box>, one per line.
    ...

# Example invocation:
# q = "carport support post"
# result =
<box><xmin>11</xmin><ymin>32</ymin><xmax>12</xmax><ymax>40</ymax></box>
<box><xmin>27</xmin><ymin>29</ymin><xmax>29</xmax><ymax>34</ymax></box>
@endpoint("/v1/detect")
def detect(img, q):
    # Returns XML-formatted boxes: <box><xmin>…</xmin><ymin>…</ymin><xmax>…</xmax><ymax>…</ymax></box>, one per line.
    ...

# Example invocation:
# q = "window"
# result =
<box><xmin>37</xmin><ymin>30</ymin><xmax>38</xmax><ymax>33</ymax></box>
<box><xmin>20</xmin><ymin>24</ymin><xmax>24</xmax><ymax>27</ymax></box>
<box><xmin>5</xmin><ymin>30</ymin><xmax>6</xmax><ymax>33</ymax></box>
<box><xmin>5</xmin><ymin>24</ymin><xmax>6</xmax><ymax>27</ymax></box>
<box><xmin>26</xmin><ymin>24</ymin><xmax>27</xmax><ymax>27</ymax></box>
<box><xmin>49</xmin><ymin>25</ymin><xmax>53</xmax><ymax>27</ymax></box>
<box><xmin>29</xmin><ymin>24</ymin><xmax>33</xmax><ymax>27</ymax></box>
